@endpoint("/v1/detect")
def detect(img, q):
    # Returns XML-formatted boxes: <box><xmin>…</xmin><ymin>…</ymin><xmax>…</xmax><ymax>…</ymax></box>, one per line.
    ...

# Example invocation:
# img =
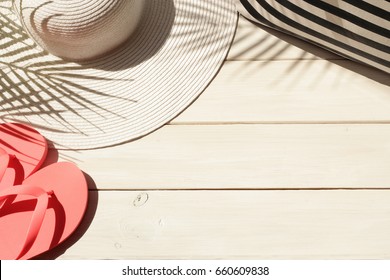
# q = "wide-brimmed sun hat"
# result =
<box><xmin>0</xmin><ymin>0</ymin><xmax>238</xmax><ymax>149</ymax></box>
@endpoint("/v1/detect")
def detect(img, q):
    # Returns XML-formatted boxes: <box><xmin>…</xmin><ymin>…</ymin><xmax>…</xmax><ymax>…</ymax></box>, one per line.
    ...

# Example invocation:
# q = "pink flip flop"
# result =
<box><xmin>0</xmin><ymin>123</ymin><xmax>48</xmax><ymax>189</ymax></box>
<box><xmin>0</xmin><ymin>162</ymin><xmax>88</xmax><ymax>259</ymax></box>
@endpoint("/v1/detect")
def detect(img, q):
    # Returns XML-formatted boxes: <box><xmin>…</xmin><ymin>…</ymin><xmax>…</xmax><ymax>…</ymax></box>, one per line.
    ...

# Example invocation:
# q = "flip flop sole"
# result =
<box><xmin>0</xmin><ymin>123</ymin><xmax>48</xmax><ymax>189</ymax></box>
<box><xmin>0</xmin><ymin>162</ymin><xmax>88</xmax><ymax>259</ymax></box>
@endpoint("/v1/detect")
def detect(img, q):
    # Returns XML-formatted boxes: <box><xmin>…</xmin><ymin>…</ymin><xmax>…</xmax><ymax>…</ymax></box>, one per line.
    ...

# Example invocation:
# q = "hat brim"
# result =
<box><xmin>0</xmin><ymin>0</ymin><xmax>238</xmax><ymax>150</ymax></box>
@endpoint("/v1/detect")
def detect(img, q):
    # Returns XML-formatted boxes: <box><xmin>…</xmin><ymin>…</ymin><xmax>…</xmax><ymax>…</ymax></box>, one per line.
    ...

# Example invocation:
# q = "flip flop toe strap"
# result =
<box><xmin>0</xmin><ymin>185</ymin><xmax>53</xmax><ymax>259</ymax></box>
<box><xmin>0</xmin><ymin>148</ymin><xmax>19</xmax><ymax>189</ymax></box>
<box><xmin>0</xmin><ymin>150</ymin><xmax>10</xmax><ymax>182</ymax></box>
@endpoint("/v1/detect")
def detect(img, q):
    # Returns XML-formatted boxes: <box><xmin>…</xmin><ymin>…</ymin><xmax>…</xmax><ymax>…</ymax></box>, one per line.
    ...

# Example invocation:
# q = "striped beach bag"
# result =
<box><xmin>236</xmin><ymin>0</ymin><xmax>390</xmax><ymax>73</ymax></box>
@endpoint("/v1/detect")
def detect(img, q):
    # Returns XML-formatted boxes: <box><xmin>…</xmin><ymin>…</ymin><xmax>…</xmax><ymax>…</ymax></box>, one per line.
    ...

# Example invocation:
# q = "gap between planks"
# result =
<box><xmin>90</xmin><ymin>188</ymin><xmax>390</xmax><ymax>192</ymax></box>
<box><xmin>168</xmin><ymin>122</ymin><xmax>390</xmax><ymax>125</ymax></box>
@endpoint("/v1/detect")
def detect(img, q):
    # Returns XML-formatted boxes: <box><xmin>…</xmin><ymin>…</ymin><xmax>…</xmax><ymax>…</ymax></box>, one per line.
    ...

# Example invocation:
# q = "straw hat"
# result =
<box><xmin>0</xmin><ymin>0</ymin><xmax>237</xmax><ymax>149</ymax></box>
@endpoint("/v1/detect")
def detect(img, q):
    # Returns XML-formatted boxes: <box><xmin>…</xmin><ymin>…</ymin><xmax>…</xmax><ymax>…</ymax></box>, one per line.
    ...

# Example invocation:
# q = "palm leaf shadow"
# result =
<box><xmin>0</xmin><ymin>5</ymin><xmax>136</xmax><ymax>143</ymax></box>
<box><xmin>229</xmin><ymin>13</ymin><xmax>389</xmax><ymax>86</ymax></box>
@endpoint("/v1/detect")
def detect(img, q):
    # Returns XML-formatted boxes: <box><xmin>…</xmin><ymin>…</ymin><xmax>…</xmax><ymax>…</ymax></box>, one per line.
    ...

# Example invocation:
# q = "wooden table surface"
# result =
<box><xmin>39</xmin><ymin>15</ymin><xmax>390</xmax><ymax>259</ymax></box>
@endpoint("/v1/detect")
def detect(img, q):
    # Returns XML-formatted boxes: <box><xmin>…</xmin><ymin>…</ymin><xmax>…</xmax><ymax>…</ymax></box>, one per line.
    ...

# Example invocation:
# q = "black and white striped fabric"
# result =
<box><xmin>236</xmin><ymin>0</ymin><xmax>390</xmax><ymax>73</ymax></box>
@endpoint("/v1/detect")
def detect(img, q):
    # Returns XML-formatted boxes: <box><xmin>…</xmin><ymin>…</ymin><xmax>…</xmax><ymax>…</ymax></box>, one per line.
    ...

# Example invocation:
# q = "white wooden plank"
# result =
<box><xmin>172</xmin><ymin>60</ymin><xmax>390</xmax><ymax>123</ymax></box>
<box><xmin>55</xmin><ymin>124</ymin><xmax>390</xmax><ymax>190</ymax></box>
<box><xmin>228</xmin><ymin>16</ymin><xmax>343</xmax><ymax>61</ymax></box>
<box><xmin>38</xmin><ymin>190</ymin><xmax>390</xmax><ymax>259</ymax></box>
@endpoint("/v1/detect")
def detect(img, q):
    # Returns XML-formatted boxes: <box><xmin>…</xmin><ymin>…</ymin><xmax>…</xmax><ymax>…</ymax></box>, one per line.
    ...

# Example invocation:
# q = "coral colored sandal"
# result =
<box><xmin>0</xmin><ymin>162</ymin><xmax>88</xmax><ymax>259</ymax></box>
<box><xmin>0</xmin><ymin>123</ymin><xmax>48</xmax><ymax>189</ymax></box>
<box><xmin>0</xmin><ymin>149</ymin><xmax>10</xmax><ymax>181</ymax></box>
<box><xmin>0</xmin><ymin>148</ymin><xmax>23</xmax><ymax>189</ymax></box>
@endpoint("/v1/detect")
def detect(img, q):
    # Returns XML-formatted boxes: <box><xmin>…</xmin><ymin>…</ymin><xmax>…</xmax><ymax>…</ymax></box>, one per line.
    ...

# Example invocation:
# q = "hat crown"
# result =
<box><xmin>14</xmin><ymin>0</ymin><xmax>145</xmax><ymax>60</ymax></box>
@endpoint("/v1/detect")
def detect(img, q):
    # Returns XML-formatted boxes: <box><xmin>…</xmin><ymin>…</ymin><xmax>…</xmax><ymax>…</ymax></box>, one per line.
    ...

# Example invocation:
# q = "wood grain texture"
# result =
<box><xmin>172</xmin><ymin>60</ymin><xmax>390</xmax><ymax>124</ymax></box>
<box><xmin>37</xmin><ymin>12</ymin><xmax>390</xmax><ymax>260</ymax></box>
<box><xmin>174</xmin><ymin>16</ymin><xmax>389</xmax><ymax>124</ymax></box>
<box><xmin>57</xmin><ymin>124</ymin><xmax>390</xmax><ymax>190</ymax></box>
<box><xmin>40</xmin><ymin>190</ymin><xmax>390</xmax><ymax>259</ymax></box>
